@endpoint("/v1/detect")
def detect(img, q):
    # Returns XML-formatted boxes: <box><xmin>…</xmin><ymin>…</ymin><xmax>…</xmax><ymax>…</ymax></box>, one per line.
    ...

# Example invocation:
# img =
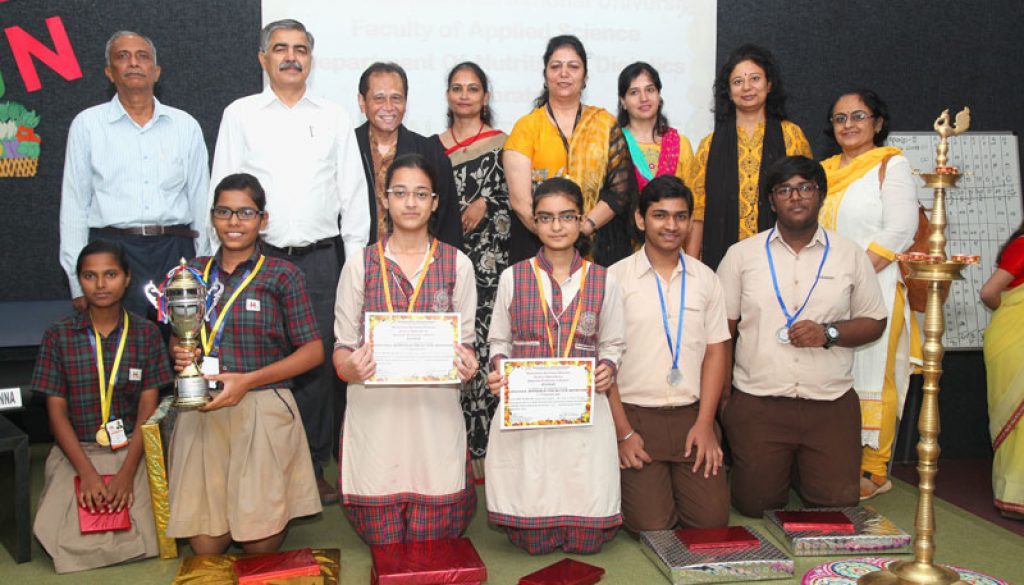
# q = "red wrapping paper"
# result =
<box><xmin>518</xmin><ymin>558</ymin><xmax>605</xmax><ymax>584</ymax></box>
<box><xmin>370</xmin><ymin>538</ymin><xmax>487</xmax><ymax>584</ymax></box>
<box><xmin>675</xmin><ymin>526</ymin><xmax>761</xmax><ymax>550</ymax></box>
<box><xmin>234</xmin><ymin>548</ymin><xmax>321</xmax><ymax>584</ymax></box>
<box><xmin>775</xmin><ymin>510</ymin><xmax>855</xmax><ymax>533</ymax></box>
<box><xmin>75</xmin><ymin>475</ymin><xmax>131</xmax><ymax>533</ymax></box>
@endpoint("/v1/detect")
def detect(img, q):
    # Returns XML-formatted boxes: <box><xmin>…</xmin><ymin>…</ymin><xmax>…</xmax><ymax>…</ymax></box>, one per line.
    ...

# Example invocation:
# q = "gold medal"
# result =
<box><xmin>95</xmin><ymin>426</ymin><xmax>110</xmax><ymax>446</ymax></box>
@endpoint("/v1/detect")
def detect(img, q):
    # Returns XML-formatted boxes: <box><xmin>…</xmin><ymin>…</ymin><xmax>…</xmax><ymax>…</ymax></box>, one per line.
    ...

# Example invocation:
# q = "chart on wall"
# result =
<box><xmin>887</xmin><ymin>132</ymin><xmax>1022</xmax><ymax>350</ymax></box>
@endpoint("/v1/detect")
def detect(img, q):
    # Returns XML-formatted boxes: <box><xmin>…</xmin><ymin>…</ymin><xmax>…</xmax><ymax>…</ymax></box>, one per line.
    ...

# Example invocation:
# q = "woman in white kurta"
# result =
<box><xmin>819</xmin><ymin>89</ymin><xmax>920</xmax><ymax>500</ymax></box>
<box><xmin>333</xmin><ymin>153</ymin><xmax>479</xmax><ymax>544</ymax></box>
<box><xmin>485</xmin><ymin>177</ymin><xmax>626</xmax><ymax>554</ymax></box>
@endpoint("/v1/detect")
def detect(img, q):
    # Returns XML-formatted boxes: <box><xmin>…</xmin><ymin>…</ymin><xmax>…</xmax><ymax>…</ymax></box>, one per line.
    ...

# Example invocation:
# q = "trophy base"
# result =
<box><xmin>174</xmin><ymin>377</ymin><xmax>211</xmax><ymax>410</ymax></box>
<box><xmin>858</xmin><ymin>560</ymin><xmax>966</xmax><ymax>585</ymax></box>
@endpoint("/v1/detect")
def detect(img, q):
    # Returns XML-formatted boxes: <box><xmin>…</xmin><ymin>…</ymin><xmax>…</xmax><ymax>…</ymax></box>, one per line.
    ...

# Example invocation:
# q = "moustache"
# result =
<box><xmin>278</xmin><ymin>61</ymin><xmax>303</xmax><ymax>72</ymax></box>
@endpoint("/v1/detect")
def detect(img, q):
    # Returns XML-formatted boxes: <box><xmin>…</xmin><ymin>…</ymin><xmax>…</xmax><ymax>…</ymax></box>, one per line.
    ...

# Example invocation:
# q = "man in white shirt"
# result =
<box><xmin>59</xmin><ymin>31</ymin><xmax>210</xmax><ymax>318</ymax></box>
<box><xmin>209</xmin><ymin>19</ymin><xmax>369</xmax><ymax>503</ymax></box>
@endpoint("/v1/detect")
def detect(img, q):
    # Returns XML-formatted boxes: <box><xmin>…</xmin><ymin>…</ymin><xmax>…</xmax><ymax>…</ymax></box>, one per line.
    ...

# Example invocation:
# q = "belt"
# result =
<box><xmin>97</xmin><ymin>224</ymin><xmax>198</xmax><ymax>238</ymax></box>
<box><xmin>265</xmin><ymin>237</ymin><xmax>336</xmax><ymax>257</ymax></box>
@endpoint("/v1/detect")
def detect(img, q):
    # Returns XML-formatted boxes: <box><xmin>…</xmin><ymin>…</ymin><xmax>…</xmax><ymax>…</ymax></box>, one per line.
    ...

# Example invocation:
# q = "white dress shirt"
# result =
<box><xmin>209</xmin><ymin>87</ymin><xmax>369</xmax><ymax>261</ymax></box>
<box><xmin>59</xmin><ymin>95</ymin><xmax>211</xmax><ymax>298</ymax></box>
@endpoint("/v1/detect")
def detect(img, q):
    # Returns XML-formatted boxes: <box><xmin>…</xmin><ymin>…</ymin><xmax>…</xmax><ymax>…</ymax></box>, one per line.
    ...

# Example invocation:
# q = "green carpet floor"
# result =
<box><xmin>2</xmin><ymin>443</ymin><xmax>1022</xmax><ymax>584</ymax></box>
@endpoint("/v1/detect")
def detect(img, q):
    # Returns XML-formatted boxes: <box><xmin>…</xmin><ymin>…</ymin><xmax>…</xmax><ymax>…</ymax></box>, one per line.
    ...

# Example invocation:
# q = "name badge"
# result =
<box><xmin>246</xmin><ymin>298</ymin><xmax>261</xmax><ymax>312</ymax></box>
<box><xmin>201</xmin><ymin>356</ymin><xmax>220</xmax><ymax>376</ymax></box>
<box><xmin>128</xmin><ymin>367</ymin><xmax>142</xmax><ymax>381</ymax></box>
<box><xmin>106</xmin><ymin>418</ymin><xmax>129</xmax><ymax>450</ymax></box>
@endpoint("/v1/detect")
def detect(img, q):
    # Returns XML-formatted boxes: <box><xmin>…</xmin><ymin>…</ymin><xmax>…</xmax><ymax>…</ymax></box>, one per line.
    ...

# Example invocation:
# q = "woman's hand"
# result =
<box><xmin>335</xmin><ymin>344</ymin><xmax>376</xmax><ymax>384</ymax></box>
<box><xmin>461</xmin><ymin>198</ymin><xmax>487</xmax><ymax>234</ymax></box>
<box><xmin>77</xmin><ymin>470</ymin><xmax>108</xmax><ymax>514</ymax></box>
<box><xmin>594</xmin><ymin>363</ymin><xmax>615</xmax><ymax>393</ymax></box>
<box><xmin>105</xmin><ymin>466</ymin><xmax>135</xmax><ymax>512</ymax></box>
<box><xmin>200</xmin><ymin>372</ymin><xmax>253</xmax><ymax>411</ymax></box>
<box><xmin>454</xmin><ymin>344</ymin><xmax>479</xmax><ymax>383</ymax></box>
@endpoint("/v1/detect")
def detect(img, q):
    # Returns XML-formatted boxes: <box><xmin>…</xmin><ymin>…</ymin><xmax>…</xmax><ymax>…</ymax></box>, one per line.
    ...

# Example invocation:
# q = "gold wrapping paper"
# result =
<box><xmin>172</xmin><ymin>549</ymin><xmax>340</xmax><ymax>585</ymax></box>
<box><xmin>142</xmin><ymin>396</ymin><xmax>177</xmax><ymax>559</ymax></box>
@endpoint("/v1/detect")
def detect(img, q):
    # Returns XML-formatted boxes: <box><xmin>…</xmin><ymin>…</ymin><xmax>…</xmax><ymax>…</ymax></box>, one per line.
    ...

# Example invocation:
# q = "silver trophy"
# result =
<box><xmin>145</xmin><ymin>258</ymin><xmax>223</xmax><ymax>409</ymax></box>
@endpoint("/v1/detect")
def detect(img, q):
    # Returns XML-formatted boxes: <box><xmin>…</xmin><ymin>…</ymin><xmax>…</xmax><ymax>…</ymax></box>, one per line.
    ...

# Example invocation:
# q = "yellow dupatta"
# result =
<box><xmin>566</xmin><ymin>106</ymin><xmax>617</xmax><ymax>214</ymax></box>
<box><xmin>985</xmin><ymin>283</ymin><xmax>1024</xmax><ymax>449</ymax></box>
<box><xmin>820</xmin><ymin>146</ymin><xmax>903</xmax><ymax>230</ymax></box>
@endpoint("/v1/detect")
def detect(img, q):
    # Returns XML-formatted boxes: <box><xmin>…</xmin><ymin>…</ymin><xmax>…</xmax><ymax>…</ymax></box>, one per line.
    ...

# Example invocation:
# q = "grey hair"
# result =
<box><xmin>259</xmin><ymin>19</ymin><xmax>314</xmax><ymax>52</ymax></box>
<box><xmin>104</xmin><ymin>31</ymin><xmax>158</xmax><ymax>67</ymax></box>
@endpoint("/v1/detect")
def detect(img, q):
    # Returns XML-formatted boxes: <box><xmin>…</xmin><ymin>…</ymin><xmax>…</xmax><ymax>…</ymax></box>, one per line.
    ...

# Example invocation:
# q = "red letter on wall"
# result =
<box><xmin>4</xmin><ymin>16</ymin><xmax>83</xmax><ymax>92</ymax></box>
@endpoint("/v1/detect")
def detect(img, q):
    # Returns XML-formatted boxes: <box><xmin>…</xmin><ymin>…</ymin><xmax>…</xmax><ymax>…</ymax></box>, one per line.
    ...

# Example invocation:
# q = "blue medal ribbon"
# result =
<box><xmin>654</xmin><ymin>253</ymin><xmax>686</xmax><ymax>378</ymax></box>
<box><xmin>765</xmin><ymin>228</ymin><xmax>830</xmax><ymax>332</ymax></box>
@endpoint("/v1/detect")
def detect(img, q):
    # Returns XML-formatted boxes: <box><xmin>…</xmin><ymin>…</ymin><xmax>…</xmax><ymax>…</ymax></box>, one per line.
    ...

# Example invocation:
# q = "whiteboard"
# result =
<box><xmin>886</xmin><ymin>132</ymin><xmax>1022</xmax><ymax>350</ymax></box>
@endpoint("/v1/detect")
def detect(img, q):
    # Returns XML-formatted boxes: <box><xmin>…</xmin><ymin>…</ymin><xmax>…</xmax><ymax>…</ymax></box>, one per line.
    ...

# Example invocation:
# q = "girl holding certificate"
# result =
<box><xmin>485</xmin><ymin>177</ymin><xmax>627</xmax><ymax>554</ymax></box>
<box><xmin>166</xmin><ymin>173</ymin><xmax>324</xmax><ymax>554</ymax></box>
<box><xmin>32</xmin><ymin>240</ymin><xmax>172</xmax><ymax>573</ymax></box>
<box><xmin>333</xmin><ymin>153</ymin><xmax>480</xmax><ymax>544</ymax></box>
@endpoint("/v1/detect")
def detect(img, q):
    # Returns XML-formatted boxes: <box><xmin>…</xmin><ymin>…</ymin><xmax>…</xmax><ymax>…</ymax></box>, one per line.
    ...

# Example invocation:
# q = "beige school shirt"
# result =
<box><xmin>610</xmin><ymin>247</ymin><xmax>731</xmax><ymax>407</ymax></box>
<box><xmin>716</xmin><ymin>226</ymin><xmax>887</xmax><ymax>401</ymax></box>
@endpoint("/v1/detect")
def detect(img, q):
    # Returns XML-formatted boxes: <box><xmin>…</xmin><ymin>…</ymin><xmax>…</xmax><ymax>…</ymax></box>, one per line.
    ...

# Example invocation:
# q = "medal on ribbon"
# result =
<box><xmin>654</xmin><ymin>253</ymin><xmax>686</xmax><ymax>386</ymax></box>
<box><xmin>765</xmin><ymin>228</ymin><xmax>830</xmax><ymax>344</ymax></box>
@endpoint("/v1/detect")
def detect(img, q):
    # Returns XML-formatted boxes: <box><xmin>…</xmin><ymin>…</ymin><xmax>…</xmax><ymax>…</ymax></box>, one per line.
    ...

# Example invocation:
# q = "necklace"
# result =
<box><xmin>450</xmin><ymin>122</ymin><xmax>484</xmax><ymax>153</ymax></box>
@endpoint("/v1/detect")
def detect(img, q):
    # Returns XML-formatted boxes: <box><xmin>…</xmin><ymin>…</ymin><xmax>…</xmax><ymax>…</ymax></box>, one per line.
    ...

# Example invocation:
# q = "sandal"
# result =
<box><xmin>860</xmin><ymin>473</ymin><xmax>893</xmax><ymax>500</ymax></box>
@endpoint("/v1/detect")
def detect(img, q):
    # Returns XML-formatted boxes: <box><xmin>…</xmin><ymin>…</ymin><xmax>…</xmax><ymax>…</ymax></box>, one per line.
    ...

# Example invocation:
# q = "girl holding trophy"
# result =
<box><xmin>333</xmin><ymin>153</ymin><xmax>479</xmax><ymax>544</ymax></box>
<box><xmin>165</xmin><ymin>173</ymin><xmax>324</xmax><ymax>554</ymax></box>
<box><xmin>31</xmin><ymin>240</ymin><xmax>173</xmax><ymax>573</ymax></box>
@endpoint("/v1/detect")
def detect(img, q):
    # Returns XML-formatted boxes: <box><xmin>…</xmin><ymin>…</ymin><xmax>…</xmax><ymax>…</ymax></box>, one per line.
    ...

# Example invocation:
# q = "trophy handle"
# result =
<box><xmin>205</xmin><ymin>279</ymin><xmax>225</xmax><ymax>321</ymax></box>
<box><xmin>143</xmin><ymin>281</ymin><xmax>165</xmax><ymax>317</ymax></box>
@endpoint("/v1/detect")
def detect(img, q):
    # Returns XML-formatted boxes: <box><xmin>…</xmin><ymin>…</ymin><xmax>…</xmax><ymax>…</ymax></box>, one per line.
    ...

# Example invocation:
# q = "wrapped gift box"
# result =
<box><xmin>640</xmin><ymin>526</ymin><xmax>793</xmax><ymax>584</ymax></box>
<box><xmin>370</xmin><ymin>538</ymin><xmax>486</xmax><ymax>584</ymax></box>
<box><xmin>763</xmin><ymin>506</ymin><xmax>911</xmax><ymax>556</ymax></box>
<box><xmin>235</xmin><ymin>548</ymin><xmax>321</xmax><ymax>584</ymax></box>
<box><xmin>141</xmin><ymin>395</ymin><xmax>178</xmax><ymax>559</ymax></box>
<box><xmin>518</xmin><ymin>558</ymin><xmax>605</xmax><ymax>584</ymax></box>
<box><xmin>172</xmin><ymin>548</ymin><xmax>340</xmax><ymax>585</ymax></box>
<box><xmin>75</xmin><ymin>475</ymin><xmax>131</xmax><ymax>533</ymax></box>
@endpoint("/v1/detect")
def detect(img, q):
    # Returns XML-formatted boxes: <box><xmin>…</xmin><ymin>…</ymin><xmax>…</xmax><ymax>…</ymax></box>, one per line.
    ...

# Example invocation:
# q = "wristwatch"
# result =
<box><xmin>823</xmin><ymin>323</ymin><xmax>841</xmax><ymax>349</ymax></box>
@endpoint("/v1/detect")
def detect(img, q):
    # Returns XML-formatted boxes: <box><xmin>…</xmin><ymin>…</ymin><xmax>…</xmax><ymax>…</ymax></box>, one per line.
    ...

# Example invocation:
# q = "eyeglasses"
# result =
<box><xmin>830</xmin><ymin>110</ymin><xmax>874</xmax><ymax>125</ymax></box>
<box><xmin>534</xmin><ymin>212</ymin><xmax>583</xmax><ymax>225</ymax></box>
<box><xmin>386</xmin><ymin>189</ymin><xmax>436</xmax><ymax>201</ymax></box>
<box><xmin>770</xmin><ymin>182</ymin><xmax>820</xmax><ymax>199</ymax></box>
<box><xmin>211</xmin><ymin>206</ymin><xmax>264</xmax><ymax>220</ymax></box>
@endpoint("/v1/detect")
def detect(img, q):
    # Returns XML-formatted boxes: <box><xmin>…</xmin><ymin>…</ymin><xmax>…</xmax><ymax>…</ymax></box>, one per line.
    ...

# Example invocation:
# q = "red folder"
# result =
<box><xmin>74</xmin><ymin>475</ymin><xmax>131</xmax><ymax>533</ymax></box>
<box><xmin>234</xmin><ymin>548</ymin><xmax>321</xmax><ymax>584</ymax></box>
<box><xmin>518</xmin><ymin>558</ymin><xmax>605</xmax><ymax>585</ymax></box>
<box><xmin>675</xmin><ymin>526</ymin><xmax>760</xmax><ymax>550</ymax></box>
<box><xmin>775</xmin><ymin>510</ymin><xmax>855</xmax><ymax>533</ymax></box>
<box><xmin>370</xmin><ymin>538</ymin><xmax>487</xmax><ymax>584</ymax></box>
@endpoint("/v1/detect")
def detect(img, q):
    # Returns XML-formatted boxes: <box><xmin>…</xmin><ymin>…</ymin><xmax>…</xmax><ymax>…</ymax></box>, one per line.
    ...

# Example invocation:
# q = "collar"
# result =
<box><xmin>105</xmin><ymin>94</ymin><xmax>166</xmax><ymax>125</ymax></box>
<box><xmin>210</xmin><ymin>246</ymin><xmax>263</xmax><ymax>276</ymax></box>
<box><xmin>769</xmin><ymin>223</ymin><xmax>828</xmax><ymax>251</ymax></box>
<box><xmin>72</xmin><ymin>307</ymin><xmax>128</xmax><ymax>334</ymax></box>
<box><xmin>635</xmin><ymin>245</ymin><xmax>688</xmax><ymax>279</ymax></box>
<box><xmin>255</xmin><ymin>85</ymin><xmax>322</xmax><ymax>109</ymax></box>
<box><xmin>535</xmin><ymin>248</ymin><xmax>584</xmax><ymax>276</ymax></box>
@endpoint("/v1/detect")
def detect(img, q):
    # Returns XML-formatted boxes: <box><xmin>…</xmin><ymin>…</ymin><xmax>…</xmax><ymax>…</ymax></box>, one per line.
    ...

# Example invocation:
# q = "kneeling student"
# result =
<box><xmin>32</xmin><ymin>240</ymin><xmax>173</xmax><ymax>573</ymax></box>
<box><xmin>166</xmin><ymin>173</ymin><xmax>324</xmax><ymax>554</ymax></box>
<box><xmin>607</xmin><ymin>175</ymin><xmax>731</xmax><ymax>532</ymax></box>
<box><xmin>716</xmin><ymin>156</ymin><xmax>887</xmax><ymax>517</ymax></box>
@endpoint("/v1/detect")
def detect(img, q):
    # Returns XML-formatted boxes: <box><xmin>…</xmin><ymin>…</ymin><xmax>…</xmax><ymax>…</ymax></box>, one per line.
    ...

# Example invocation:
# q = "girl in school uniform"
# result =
<box><xmin>165</xmin><ymin>172</ymin><xmax>324</xmax><ymax>554</ymax></box>
<box><xmin>32</xmin><ymin>239</ymin><xmax>173</xmax><ymax>573</ymax></box>
<box><xmin>333</xmin><ymin>153</ymin><xmax>479</xmax><ymax>544</ymax></box>
<box><xmin>485</xmin><ymin>177</ymin><xmax>627</xmax><ymax>554</ymax></box>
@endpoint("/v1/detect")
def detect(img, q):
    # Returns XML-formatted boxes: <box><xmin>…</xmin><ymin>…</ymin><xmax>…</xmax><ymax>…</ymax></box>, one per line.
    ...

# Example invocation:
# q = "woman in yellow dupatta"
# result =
<box><xmin>819</xmin><ymin>90</ymin><xmax>921</xmax><ymax>500</ymax></box>
<box><xmin>504</xmin><ymin>34</ymin><xmax>636</xmax><ymax>268</ymax></box>
<box><xmin>982</xmin><ymin>224</ymin><xmax>1024</xmax><ymax>520</ymax></box>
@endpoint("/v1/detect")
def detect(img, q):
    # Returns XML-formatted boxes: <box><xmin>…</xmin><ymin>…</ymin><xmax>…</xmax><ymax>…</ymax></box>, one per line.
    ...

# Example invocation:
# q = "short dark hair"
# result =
<box><xmin>446</xmin><ymin>62</ymin><xmax>493</xmax><ymax>127</ymax></box>
<box><xmin>824</xmin><ymin>88</ymin><xmax>891</xmax><ymax>145</ymax></box>
<box><xmin>76</xmin><ymin>240</ymin><xmax>130</xmax><ymax>276</ymax></box>
<box><xmin>533</xmin><ymin>35</ymin><xmax>588</xmax><ymax>108</ymax></box>
<box><xmin>213</xmin><ymin>173</ymin><xmax>267</xmax><ymax>210</ymax></box>
<box><xmin>638</xmin><ymin>175</ymin><xmax>693</xmax><ymax>216</ymax></box>
<box><xmin>764</xmin><ymin>155</ymin><xmax>827</xmax><ymax>197</ymax></box>
<box><xmin>359</xmin><ymin>62</ymin><xmax>408</xmax><ymax>98</ymax></box>
<box><xmin>617</xmin><ymin>61</ymin><xmax>669</xmax><ymax>137</ymax></box>
<box><xmin>713</xmin><ymin>44</ymin><xmax>788</xmax><ymax>124</ymax></box>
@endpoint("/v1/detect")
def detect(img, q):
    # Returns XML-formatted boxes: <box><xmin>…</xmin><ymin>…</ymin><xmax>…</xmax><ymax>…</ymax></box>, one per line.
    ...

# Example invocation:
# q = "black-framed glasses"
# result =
<box><xmin>534</xmin><ymin>212</ymin><xmax>583</xmax><ymax>225</ymax></box>
<box><xmin>211</xmin><ymin>206</ymin><xmax>264</xmax><ymax>220</ymax></box>
<box><xmin>830</xmin><ymin>110</ymin><xmax>874</xmax><ymax>125</ymax></box>
<box><xmin>770</xmin><ymin>182</ymin><xmax>820</xmax><ymax>199</ymax></box>
<box><xmin>386</xmin><ymin>189</ymin><xmax>436</xmax><ymax>201</ymax></box>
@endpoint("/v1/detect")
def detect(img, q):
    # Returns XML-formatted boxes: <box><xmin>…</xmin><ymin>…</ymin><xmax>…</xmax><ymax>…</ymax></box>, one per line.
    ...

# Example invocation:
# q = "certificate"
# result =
<box><xmin>499</xmin><ymin>358</ymin><xmax>595</xmax><ymax>429</ymax></box>
<box><xmin>365</xmin><ymin>312</ymin><xmax>460</xmax><ymax>385</ymax></box>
